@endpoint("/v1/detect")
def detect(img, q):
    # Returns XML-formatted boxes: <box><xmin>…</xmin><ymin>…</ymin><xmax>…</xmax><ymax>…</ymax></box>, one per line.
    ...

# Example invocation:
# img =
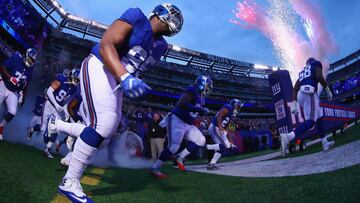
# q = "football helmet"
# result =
<box><xmin>25</xmin><ymin>48</ymin><xmax>37</xmax><ymax>67</ymax></box>
<box><xmin>194</xmin><ymin>75</ymin><xmax>213</xmax><ymax>96</ymax></box>
<box><xmin>229</xmin><ymin>98</ymin><xmax>243</xmax><ymax>114</ymax></box>
<box><xmin>69</xmin><ymin>68</ymin><xmax>80</xmax><ymax>85</ymax></box>
<box><xmin>149</xmin><ymin>3</ymin><xmax>183</xmax><ymax>36</ymax></box>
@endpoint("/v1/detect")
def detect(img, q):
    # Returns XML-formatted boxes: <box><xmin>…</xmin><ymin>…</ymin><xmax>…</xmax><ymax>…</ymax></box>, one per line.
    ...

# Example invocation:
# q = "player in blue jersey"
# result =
<box><xmin>206</xmin><ymin>99</ymin><xmax>242</xmax><ymax>170</ymax></box>
<box><xmin>0</xmin><ymin>48</ymin><xmax>37</xmax><ymax>140</ymax></box>
<box><xmin>41</xmin><ymin>68</ymin><xmax>80</xmax><ymax>158</ymax></box>
<box><xmin>150</xmin><ymin>75</ymin><xmax>213</xmax><ymax>179</ymax></box>
<box><xmin>45</xmin><ymin>4</ymin><xmax>184</xmax><ymax>202</ymax></box>
<box><xmin>26</xmin><ymin>90</ymin><xmax>47</xmax><ymax>140</ymax></box>
<box><xmin>280</xmin><ymin>58</ymin><xmax>334</xmax><ymax>157</ymax></box>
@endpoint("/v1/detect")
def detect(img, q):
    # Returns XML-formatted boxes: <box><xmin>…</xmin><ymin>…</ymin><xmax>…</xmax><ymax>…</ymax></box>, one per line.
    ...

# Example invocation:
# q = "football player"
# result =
<box><xmin>42</xmin><ymin>68</ymin><xmax>80</xmax><ymax>158</ymax></box>
<box><xmin>45</xmin><ymin>4</ymin><xmax>183</xmax><ymax>202</ymax></box>
<box><xmin>0</xmin><ymin>48</ymin><xmax>37</xmax><ymax>140</ymax></box>
<box><xmin>280</xmin><ymin>58</ymin><xmax>334</xmax><ymax>157</ymax></box>
<box><xmin>206</xmin><ymin>99</ymin><xmax>242</xmax><ymax>170</ymax></box>
<box><xmin>26</xmin><ymin>89</ymin><xmax>47</xmax><ymax>140</ymax></box>
<box><xmin>150</xmin><ymin>75</ymin><xmax>213</xmax><ymax>178</ymax></box>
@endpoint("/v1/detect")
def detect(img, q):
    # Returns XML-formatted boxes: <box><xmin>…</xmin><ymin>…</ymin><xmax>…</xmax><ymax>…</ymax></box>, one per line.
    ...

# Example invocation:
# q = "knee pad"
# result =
<box><xmin>196</xmin><ymin>136</ymin><xmax>206</xmax><ymax>147</ymax></box>
<box><xmin>80</xmin><ymin>127</ymin><xmax>104</xmax><ymax>148</ymax></box>
<box><xmin>4</xmin><ymin>113</ymin><xmax>15</xmax><ymax>123</ymax></box>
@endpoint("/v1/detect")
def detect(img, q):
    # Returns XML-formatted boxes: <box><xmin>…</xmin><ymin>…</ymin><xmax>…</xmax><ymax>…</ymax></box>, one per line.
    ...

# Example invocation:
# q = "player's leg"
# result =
<box><xmin>206</xmin><ymin>124</ymin><xmax>231</xmax><ymax>169</ymax></box>
<box><xmin>0</xmin><ymin>91</ymin><xmax>18</xmax><ymax>139</ymax></box>
<box><xmin>58</xmin><ymin>55</ymin><xmax>121</xmax><ymax>202</ymax></box>
<box><xmin>41</xmin><ymin>101</ymin><xmax>60</xmax><ymax>158</ymax></box>
<box><xmin>27</xmin><ymin>114</ymin><xmax>41</xmax><ymax>140</ymax></box>
<box><xmin>176</xmin><ymin>125</ymin><xmax>206</xmax><ymax>171</ymax></box>
<box><xmin>150</xmin><ymin>114</ymin><xmax>186</xmax><ymax>178</ymax></box>
<box><xmin>314</xmin><ymin>95</ymin><xmax>335</xmax><ymax>151</ymax></box>
<box><xmin>0</xmin><ymin>82</ymin><xmax>8</xmax><ymax>140</ymax></box>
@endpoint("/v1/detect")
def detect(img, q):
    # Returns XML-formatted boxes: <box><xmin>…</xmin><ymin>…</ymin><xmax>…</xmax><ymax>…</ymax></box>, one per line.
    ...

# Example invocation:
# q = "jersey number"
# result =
<box><xmin>55</xmin><ymin>90</ymin><xmax>67</xmax><ymax>102</ymax></box>
<box><xmin>15</xmin><ymin>71</ymin><xmax>26</xmax><ymax>83</ymax></box>
<box><xmin>299</xmin><ymin>65</ymin><xmax>312</xmax><ymax>82</ymax></box>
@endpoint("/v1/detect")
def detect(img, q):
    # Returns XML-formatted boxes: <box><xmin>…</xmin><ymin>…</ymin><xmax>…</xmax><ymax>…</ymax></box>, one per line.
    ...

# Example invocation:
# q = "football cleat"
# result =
<box><xmin>58</xmin><ymin>178</ymin><xmax>93</xmax><ymax>203</ymax></box>
<box><xmin>0</xmin><ymin>126</ymin><xmax>3</xmax><ymax>141</ymax></box>
<box><xmin>26</xmin><ymin>127</ymin><xmax>34</xmax><ymax>140</ymax></box>
<box><xmin>44</xmin><ymin>149</ymin><xmax>54</xmax><ymax>159</ymax></box>
<box><xmin>322</xmin><ymin>140</ymin><xmax>335</xmax><ymax>151</ymax></box>
<box><xmin>149</xmin><ymin>168</ymin><xmax>167</xmax><ymax>179</ymax></box>
<box><xmin>175</xmin><ymin>156</ymin><xmax>186</xmax><ymax>171</ymax></box>
<box><xmin>207</xmin><ymin>163</ymin><xmax>219</xmax><ymax>170</ymax></box>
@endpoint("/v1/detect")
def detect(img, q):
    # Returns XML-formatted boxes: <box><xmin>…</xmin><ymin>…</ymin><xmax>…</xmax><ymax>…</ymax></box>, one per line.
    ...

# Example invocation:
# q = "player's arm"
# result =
<box><xmin>315</xmin><ymin>66</ymin><xmax>333</xmax><ymax>100</ymax></box>
<box><xmin>0</xmin><ymin>65</ymin><xmax>12</xmax><ymax>80</ymax></box>
<box><xmin>216</xmin><ymin>108</ymin><xmax>229</xmax><ymax>131</ymax></box>
<box><xmin>46</xmin><ymin>80</ymin><xmax>62</xmax><ymax>110</ymax></box>
<box><xmin>99</xmin><ymin>20</ymin><xmax>132</xmax><ymax>80</ymax></box>
<box><xmin>292</xmin><ymin>79</ymin><xmax>300</xmax><ymax>101</ymax></box>
<box><xmin>67</xmin><ymin>98</ymin><xmax>82</xmax><ymax>122</ymax></box>
<box><xmin>177</xmin><ymin>92</ymin><xmax>203</xmax><ymax>112</ymax></box>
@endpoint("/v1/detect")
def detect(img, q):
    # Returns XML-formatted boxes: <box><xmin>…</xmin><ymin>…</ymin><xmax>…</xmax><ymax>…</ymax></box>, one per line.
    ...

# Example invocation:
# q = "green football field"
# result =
<box><xmin>1</xmin><ymin>125</ymin><xmax>360</xmax><ymax>203</ymax></box>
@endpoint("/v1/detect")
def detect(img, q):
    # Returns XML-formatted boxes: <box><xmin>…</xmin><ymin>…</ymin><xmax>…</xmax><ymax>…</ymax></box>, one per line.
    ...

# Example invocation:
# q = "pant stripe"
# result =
<box><xmin>167</xmin><ymin>114</ymin><xmax>173</xmax><ymax>148</ymax></box>
<box><xmin>82</xmin><ymin>55</ymin><xmax>97</xmax><ymax>129</ymax></box>
<box><xmin>310</xmin><ymin>94</ymin><xmax>315</xmax><ymax>121</ymax></box>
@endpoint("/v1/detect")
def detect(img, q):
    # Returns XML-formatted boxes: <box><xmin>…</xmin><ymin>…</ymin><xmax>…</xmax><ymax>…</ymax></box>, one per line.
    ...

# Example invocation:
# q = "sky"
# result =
<box><xmin>56</xmin><ymin>0</ymin><xmax>360</xmax><ymax>67</ymax></box>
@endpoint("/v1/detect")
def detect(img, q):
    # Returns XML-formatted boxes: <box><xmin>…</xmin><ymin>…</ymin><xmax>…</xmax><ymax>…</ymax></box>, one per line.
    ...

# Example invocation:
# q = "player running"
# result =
<box><xmin>26</xmin><ymin>90</ymin><xmax>47</xmax><ymax>140</ymax></box>
<box><xmin>46</xmin><ymin>4</ymin><xmax>183</xmax><ymax>202</ymax></box>
<box><xmin>42</xmin><ymin>68</ymin><xmax>80</xmax><ymax>158</ymax></box>
<box><xmin>0</xmin><ymin>48</ymin><xmax>37</xmax><ymax>140</ymax></box>
<box><xmin>280</xmin><ymin>58</ymin><xmax>335</xmax><ymax>157</ymax></box>
<box><xmin>150</xmin><ymin>75</ymin><xmax>213</xmax><ymax>178</ymax></box>
<box><xmin>206</xmin><ymin>99</ymin><xmax>242</xmax><ymax>170</ymax></box>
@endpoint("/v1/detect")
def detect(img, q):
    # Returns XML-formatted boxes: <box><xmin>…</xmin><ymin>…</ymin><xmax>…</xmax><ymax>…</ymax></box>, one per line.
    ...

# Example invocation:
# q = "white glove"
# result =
<box><xmin>290</xmin><ymin>101</ymin><xmax>299</xmax><ymax>115</ymax></box>
<box><xmin>325</xmin><ymin>86</ymin><xmax>333</xmax><ymax>101</ymax></box>
<box><xmin>18</xmin><ymin>91</ymin><xmax>24</xmax><ymax>107</ymax></box>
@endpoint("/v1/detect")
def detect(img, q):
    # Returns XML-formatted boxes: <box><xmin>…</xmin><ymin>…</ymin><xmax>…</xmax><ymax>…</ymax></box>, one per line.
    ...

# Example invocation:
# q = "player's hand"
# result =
<box><xmin>218</xmin><ymin>128</ymin><xmax>226</xmax><ymax>136</ymax></box>
<box><xmin>10</xmin><ymin>77</ymin><xmax>18</xmax><ymax>86</ymax></box>
<box><xmin>18</xmin><ymin>91</ymin><xmax>24</xmax><ymax>107</ymax></box>
<box><xmin>230</xmin><ymin>143</ymin><xmax>237</xmax><ymax>149</ymax></box>
<box><xmin>121</xmin><ymin>73</ymin><xmax>151</xmax><ymax>98</ymax></box>
<box><xmin>325</xmin><ymin>86</ymin><xmax>333</xmax><ymax>101</ymax></box>
<box><xmin>290</xmin><ymin>101</ymin><xmax>298</xmax><ymax>115</ymax></box>
<box><xmin>200</xmin><ymin>107</ymin><xmax>209</xmax><ymax>115</ymax></box>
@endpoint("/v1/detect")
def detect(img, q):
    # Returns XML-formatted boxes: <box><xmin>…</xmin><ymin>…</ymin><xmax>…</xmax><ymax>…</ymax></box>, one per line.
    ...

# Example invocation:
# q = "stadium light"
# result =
<box><xmin>254</xmin><ymin>64</ymin><xmax>268</xmax><ymax>70</ymax></box>
<box><xmin>172</xmin><ymin>45</ymin><xmax>182</xmax><ymax>52</ymax></box>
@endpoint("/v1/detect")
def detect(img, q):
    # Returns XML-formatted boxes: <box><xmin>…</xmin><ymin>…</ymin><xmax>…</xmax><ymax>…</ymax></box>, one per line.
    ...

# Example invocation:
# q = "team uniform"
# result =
<box><xmin>151</xmin><ymin>76</ymin><xmax>213</xmax><ymax>178</ymax></box>
<box><xmin>280</xmin><ymin>58</ymin><xmax>334</xmax><ymax>157</ymax></box>
<box><xmin>26</xmin><ymin>94</ymin><xmax>46</xmax><ymax>140</ymax></box>
<box><xmin>46</xmin><ymin>4</ymin><xmax>183</xmax><ymax>202</ymax></box>
<box><xmin>42</xmin><ymin>73</ymin><xmax>78</xmax><ymax>158</ymax></box>
<box><xmin>206</xmin><ymin>99</ymin><xmax>242</xmax><ymax>169</ymax></box>
<box><xmin>0</xmin><ymin>49</ymin><xmax>37</xmax><ymax>140</ymax></box>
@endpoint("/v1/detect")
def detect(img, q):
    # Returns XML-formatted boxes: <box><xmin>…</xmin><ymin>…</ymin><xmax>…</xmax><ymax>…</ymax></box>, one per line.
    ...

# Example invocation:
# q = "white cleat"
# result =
<box><xmin>58</xmin><ymin>178</ymin><xmax>93</xmax><ymax>203</ymax></box>
<box><xmin>44</xmin><ymin>150</ymin><xmax>54</xmax><ymax>159</ymax></box>
<box><xmin>322</xmin><ymin>141</ymin><xmax>335</xmax><ymax>151</ymax></box>
<box><xmin>0</xmin><ymin>134</ymin><xmax>3</xmax><ymax>141</ymax></box>
<box><xmin>280</xmin><ymin>133</ymin><xmax>291</xmax><ymax>157</ymax></box>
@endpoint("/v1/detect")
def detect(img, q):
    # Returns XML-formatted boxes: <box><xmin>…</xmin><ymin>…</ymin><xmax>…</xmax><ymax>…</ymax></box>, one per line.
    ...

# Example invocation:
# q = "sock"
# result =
<box><xmin>46</xmin><ymin>141</ymin><xmax>53</xmax><ymax>149</ymax></box>
<box><xmin>178</xmin><ymin>148</ymin><xmax>190</xmax><ymax>160</ymax></box>
<box><xmin>153</xmin><ymin>159</ymin><xmax>164</xmax><ymax>169</ymax></box>
<box><xmin>210</xmin><ymin>152</ymin><xmax>222</xmax><ymax>164</ymax></box>
<box><xmin>207</xmin><ymin>144</ymin><xmax>220</xmax><ymax>151</ymax></box>
<box><xmin>56</xmin><ymin>119</ymin><xmax>85</xmax><ymax>138</ymax></box>
<box><xmin>65</xmin><ymin>137</ymin><xmax>97</xmax><ymax>180</ymax></box>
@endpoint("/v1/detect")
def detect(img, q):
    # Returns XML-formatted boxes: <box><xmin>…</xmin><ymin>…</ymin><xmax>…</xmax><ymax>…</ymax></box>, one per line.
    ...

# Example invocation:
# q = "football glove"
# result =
<box><xmin>121</xmin><ymin>73</ymin><xmax>151</xmax><ymax>98</ymax></box>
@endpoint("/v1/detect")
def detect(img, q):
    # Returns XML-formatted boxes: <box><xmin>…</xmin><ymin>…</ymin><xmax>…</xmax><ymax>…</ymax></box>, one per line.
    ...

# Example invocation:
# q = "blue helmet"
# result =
<box><xmin>306</xmin><ymin>57</ymin><xmax>316</xmax><ymax>65</ymax></box>
<box><xmin>194</xmin><ymin>75</ymin><xmax>213</xmax><ymax>96</ymax></box>
<box><xmin>150</xmin><ymin>3</ymin><xmax>183</xmax><ymax>36</ymax></box>
<box><xmin>69</xmin><ymin>68</ymin><xmax>80</xmax><ymax>85</ymax></box>
<box><xmin>230</xmin><ymin>99</ymin><xmax>243</xmax><ymax>109</ymax></box>
<box><xmin>25</xmin><ymin>48</ymin><xmax>37</xmax><ymax>67</ymax></box>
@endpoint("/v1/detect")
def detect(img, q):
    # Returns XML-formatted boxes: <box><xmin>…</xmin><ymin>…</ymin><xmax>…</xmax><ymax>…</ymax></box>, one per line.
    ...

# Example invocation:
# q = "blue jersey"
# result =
<box><xmin>52</xmin><ymin>74</ymin><xmax>78</xmax><ymax>107</ymax></box>
<box><xmin>172</xmin><ymin>85</ymin><xmax>205</xmax><ymax>125</ymax></box>
<box><xmin>211</xmin><ymin>104</ymin><xmax>234</xmax><ymax>128</ymax></box>
<box><xmin>298</xmin><ymin>60</ymin><xmax>322</xmax><ymax>90</ymax></box>
<box><xmin>33</xmin><ymin>95</ymin><xmax>46</xmax><ymax>116</ymax></box>
<box><xmin>91</xmin><ymin>8</ymin><xmax>168</xmax><ymax>77</ymax></box>
<box><xmin>1</xmin><ymin>52</ymin><xmax>33</xmax><ymax>92</ymax></box>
